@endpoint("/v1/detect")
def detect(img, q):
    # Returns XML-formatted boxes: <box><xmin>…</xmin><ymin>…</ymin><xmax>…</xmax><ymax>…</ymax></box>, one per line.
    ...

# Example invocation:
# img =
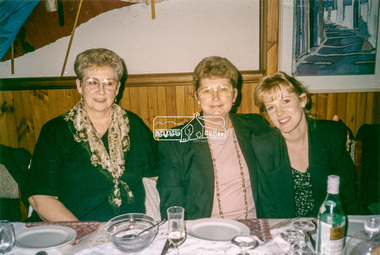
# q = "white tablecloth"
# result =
<box><xmin>8</xmin><ymin>216</ymin><xmax>372</xmax><ymax>255</ymax></box>
<box><xmin>8</xmin><ymin>220</ymin><xmax>285</xmax><ymax>255</ymax></box>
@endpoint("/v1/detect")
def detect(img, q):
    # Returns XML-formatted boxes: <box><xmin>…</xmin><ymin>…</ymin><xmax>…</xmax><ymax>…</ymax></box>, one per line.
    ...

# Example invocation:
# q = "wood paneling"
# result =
<box><xmin>1</xmin><ymin>81</ymin><xmax>379</xmax><ymax>154</ymax></box>
<box><xmin>264</xmin><ymin>0</ymin><xmax>279</xmax><ymax>75</ymax></box>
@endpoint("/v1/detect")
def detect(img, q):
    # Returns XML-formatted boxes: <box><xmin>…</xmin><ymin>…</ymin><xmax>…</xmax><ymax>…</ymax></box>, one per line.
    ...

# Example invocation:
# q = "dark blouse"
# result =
<box><xmin>292</xmin><ymin>168</ymin><xmax>315</xmax><ymax>217</ymax></box>
<box><xmin>25</xmin><ymin>110</ymin><xmax>158</xmax><ymax>222</ymax></box>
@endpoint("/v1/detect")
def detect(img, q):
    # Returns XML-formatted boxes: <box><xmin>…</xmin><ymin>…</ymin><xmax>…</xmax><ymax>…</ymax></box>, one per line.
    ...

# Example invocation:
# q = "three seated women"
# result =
<box><xmin>25</xmin><ymin>50</ymin><xmax>358</xmax><ymax>222</ymax></box>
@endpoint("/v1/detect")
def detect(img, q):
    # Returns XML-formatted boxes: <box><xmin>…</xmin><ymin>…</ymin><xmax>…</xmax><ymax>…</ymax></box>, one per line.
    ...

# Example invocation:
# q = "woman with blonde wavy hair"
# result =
<box><xmin>252</xmin><ymin>71</ymin><xmax>359</xmax><ymax>218</ymax></box>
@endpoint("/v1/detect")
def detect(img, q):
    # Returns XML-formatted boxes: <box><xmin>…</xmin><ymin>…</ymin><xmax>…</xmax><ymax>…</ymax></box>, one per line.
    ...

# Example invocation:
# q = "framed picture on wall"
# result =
<box><xmin>293</xmin><ymin>0</ymin><xmax>379</xmax><ymax>76</ymax></box>
<box><xmin>279</xmin><ymin>0</ymin><xmax>380</xmax><ymax>92</ymax></box>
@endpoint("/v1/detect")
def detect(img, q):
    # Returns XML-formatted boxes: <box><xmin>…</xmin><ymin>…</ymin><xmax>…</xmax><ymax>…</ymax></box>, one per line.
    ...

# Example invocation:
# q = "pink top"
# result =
<box><xmin>208</xmin><ymin>128</ymin><xmax>256</xmax><ymax>219</ymax></box>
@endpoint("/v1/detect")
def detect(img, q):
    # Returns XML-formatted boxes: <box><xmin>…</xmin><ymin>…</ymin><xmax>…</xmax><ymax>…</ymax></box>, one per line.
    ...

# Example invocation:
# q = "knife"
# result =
<box><xmin>160</xmin><ymin>239</ymin><xmax>170</xmax><ymax>255</ymax></box>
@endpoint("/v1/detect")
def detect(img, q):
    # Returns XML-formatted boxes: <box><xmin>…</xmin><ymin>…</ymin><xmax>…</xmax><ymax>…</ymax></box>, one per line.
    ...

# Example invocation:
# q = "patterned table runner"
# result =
<box><xmin>238</xmin><ymin>219</ymin><xmax>272</xmax><ymax>242</ymax></box>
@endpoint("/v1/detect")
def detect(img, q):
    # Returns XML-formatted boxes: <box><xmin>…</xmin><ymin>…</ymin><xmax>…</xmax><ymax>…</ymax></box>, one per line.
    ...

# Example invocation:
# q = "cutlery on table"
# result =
<box><xmin>121</xmin><ymin>219</ymin><xmax>166</xmax><ymax>239</ymax></box>
<box><xmin>160</xmin><ymin>239</ymin><xmax>170</xmax><ymax>255</ymax></box>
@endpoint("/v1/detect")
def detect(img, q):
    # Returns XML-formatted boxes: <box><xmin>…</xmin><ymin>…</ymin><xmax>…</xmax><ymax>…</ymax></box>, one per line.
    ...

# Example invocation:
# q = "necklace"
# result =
<box><xmin>207</xmin><ymin>126</ymin><xmax>249</xmax><ymax>219</ymax></box>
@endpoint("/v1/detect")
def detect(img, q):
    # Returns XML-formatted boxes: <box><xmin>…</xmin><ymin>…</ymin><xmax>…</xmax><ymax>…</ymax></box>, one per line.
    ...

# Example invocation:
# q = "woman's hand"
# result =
<box><xmin>28</xmin><ymin>195</ymin><xmax>79</xmax><ymax>222</ymax></box>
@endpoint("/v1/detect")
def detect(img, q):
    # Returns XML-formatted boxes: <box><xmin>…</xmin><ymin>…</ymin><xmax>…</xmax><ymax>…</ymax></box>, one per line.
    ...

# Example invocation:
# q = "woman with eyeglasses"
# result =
<box><xmin>25</xmin><ymin>48</ymin><xmax>158</xmax><ymax>222</ymax></box>
<box><xmin>157</xmin><ymin>56</ymin><xmax>270</xmax><ymax>220</ymax></box>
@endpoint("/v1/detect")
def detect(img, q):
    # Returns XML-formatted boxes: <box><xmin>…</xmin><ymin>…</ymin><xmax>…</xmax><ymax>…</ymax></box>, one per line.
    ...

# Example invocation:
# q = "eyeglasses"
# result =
<box><xmin>197</xmin><ymin>84</ymin><xmax>233</xmax><ymax>99</ymax></box>
<box><xmin>81</xmin><ymin>77</ymin><xmax>119</xmax><ymax>91</ymax></box>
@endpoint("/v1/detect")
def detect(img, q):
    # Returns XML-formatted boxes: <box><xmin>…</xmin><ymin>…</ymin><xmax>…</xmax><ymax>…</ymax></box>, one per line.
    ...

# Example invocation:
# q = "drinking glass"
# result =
<box><xmin>231</xmin><ymin>235</ymin><xmax>258</xmax><ymax>255</ymax></box>
<box><xmin>292</xmin><ymin>219</ymin><xmax>316</xmax><ymax>253</ymax></box>
<box><xmin>167</xmin><ymin>206</ymin><xmax>186</xmax><ymax>255</ymax></box>
<box><xmin>0</xmin><ymin>221</ymin><xmax>15</xmax><ymax>254</ymax></box>
<box><xmin>280</xmin><ymin>229</ymin><xmax>305</xmax><ymax>255</ymax></box>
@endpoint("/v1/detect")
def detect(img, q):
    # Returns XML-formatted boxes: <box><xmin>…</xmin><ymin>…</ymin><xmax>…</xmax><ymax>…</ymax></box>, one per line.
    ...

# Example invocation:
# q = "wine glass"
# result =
<box><xmin>167</xmin><ymin>206</ymin><xmax>186</xmax><ymax>255</ymax></box>
<box><xmin>231</xmin><ymin>235</ymin><xmax>258</xmax><ymax>255</ymax></box>
<box><xmin>291</xmin><ymin>219</ymin><xmax>316</xmax><ymax>253</ymax></box>
<box><xmin>280</xmin><ymin>229</ymin><xmax>305</xmax><ymax>255</ymax></box>
<box><xmin>0</xmin><ymin>221</ymin><xmax>15</xmax><ymax>254</ymax></box>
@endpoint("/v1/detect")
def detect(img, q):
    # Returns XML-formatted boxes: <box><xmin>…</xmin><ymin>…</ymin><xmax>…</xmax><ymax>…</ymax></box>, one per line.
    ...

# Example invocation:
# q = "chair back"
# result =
<box><xmin>355</xmin><ymin>124</ymin><xmax>380</xmax><ymax>214</ymax></box>
<box><xmin>0</xmin><ymin>145</ymin><xmax>31</xmax><ymax>221</ymax></box>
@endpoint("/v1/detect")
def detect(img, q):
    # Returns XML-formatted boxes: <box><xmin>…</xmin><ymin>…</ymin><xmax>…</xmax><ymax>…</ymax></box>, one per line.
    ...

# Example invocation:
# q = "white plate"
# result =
<box><xmin>186</xmin><ymin>218</ymin><xmax>250</xmax><ymax>242</ymax></box>
<box><xmin>15</xmin><ymin>225</ymin><xmax>77</xmax><ymax>249</ymax></box>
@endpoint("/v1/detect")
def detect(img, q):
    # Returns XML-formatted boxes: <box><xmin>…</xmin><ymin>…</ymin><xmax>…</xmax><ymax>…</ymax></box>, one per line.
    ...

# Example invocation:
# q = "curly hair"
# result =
<box><xmin>254</xmin><ymin>71</ymin><xmax>313</xmax><ymax>117</ymax></box>
<box><xmin>74</xmin><ymin>48</ymin><xmax>124</xmax><ymax>81</ymax></box>
<box><xmin>193</xmin><ymin>56</ymin><xmax>239</xmax><ymax>90</ymax></box>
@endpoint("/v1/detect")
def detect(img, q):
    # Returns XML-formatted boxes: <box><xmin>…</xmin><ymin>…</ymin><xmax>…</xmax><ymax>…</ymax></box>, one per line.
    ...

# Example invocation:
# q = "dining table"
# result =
<box><xmin>6</xmin><ymin>215</ymin><xmax>375</xmax><ymax>255</ymax></box>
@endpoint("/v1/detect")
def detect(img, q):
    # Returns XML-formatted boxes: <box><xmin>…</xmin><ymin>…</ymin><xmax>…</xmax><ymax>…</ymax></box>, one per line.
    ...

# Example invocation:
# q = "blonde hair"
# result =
<box><xmin>254</xmin><ymin>71</ymin><xmax>312</xmax><ymax>116</ymax></box>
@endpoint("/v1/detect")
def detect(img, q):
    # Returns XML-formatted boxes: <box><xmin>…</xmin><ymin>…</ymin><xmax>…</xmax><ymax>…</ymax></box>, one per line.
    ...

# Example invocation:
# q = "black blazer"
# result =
<box><xmin>157</xmin><ymin>113</ymin><xmax>270</xmax><ymax>220</ymax></box>
<box><xmin>252</xmin><ymin>118</ymin><xmax>358</xmax><ymax>218</ymax></box>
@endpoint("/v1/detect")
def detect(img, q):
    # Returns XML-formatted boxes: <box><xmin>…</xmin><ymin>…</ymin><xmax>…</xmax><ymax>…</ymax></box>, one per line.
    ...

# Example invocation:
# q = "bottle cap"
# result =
<box><xmin>327</xmin><ymin>175</ymin><xmax>340</xmax><ymax>194</ymax></box>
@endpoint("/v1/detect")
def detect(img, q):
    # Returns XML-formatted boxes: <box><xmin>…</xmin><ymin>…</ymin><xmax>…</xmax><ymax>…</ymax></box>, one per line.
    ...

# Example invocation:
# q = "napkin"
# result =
<box><xmin>254</xmin><ymin>218</ymin><xmax>317</xmax><ymax>255</ymax></box>
<box><xmin>252</xmin><ymin>235</ymin><xmax>290</xmax><ymax>255</ymax></box>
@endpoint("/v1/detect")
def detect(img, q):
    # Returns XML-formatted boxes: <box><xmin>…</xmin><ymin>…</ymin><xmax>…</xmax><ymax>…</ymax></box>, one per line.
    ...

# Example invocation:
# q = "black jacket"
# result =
<box><xmin>252</xmin><ymin>118</ymin><xmax>358</xmax><ymax>218</ymax></box>
<box><xmin>25</xmin><ymin>110</ymin><xmax>158</xmax><ymax>222</ymax></box>
<box><xmin>157</xmin><ymin>113</ymin><xmax>270</xmax><ymax>220</ymax></box>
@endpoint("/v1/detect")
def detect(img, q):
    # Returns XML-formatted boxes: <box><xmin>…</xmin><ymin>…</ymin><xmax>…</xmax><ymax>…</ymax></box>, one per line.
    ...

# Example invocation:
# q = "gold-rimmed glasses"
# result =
<box><xmin>81</xmin><ymin>77</ymin><xmax>119</xmax><ymax>91</ymax></box>
<box><xmin>197</xmin><ymin>84</ymin><xmax>233</xmax><ymax>99</ymax></box>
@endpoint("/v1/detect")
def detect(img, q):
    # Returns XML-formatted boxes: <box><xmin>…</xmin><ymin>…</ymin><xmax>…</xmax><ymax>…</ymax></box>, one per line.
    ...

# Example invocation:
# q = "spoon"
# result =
<box><xmin>122</xmin><ymin>219</ymin><xmax>166</xmax><ymax>239</ymax></box>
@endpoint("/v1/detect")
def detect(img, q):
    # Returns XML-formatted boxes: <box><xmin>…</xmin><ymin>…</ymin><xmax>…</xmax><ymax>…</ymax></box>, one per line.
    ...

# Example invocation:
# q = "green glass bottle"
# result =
<box><xmin>316</xmin><ymin>175</ymin><xmax>346</xmax><ymax>255</ymax></box>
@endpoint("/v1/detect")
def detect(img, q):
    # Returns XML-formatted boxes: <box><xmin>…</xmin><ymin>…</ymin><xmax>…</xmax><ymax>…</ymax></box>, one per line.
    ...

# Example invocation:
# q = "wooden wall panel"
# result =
<box><xmin>365</xmin><ymin>93</ymin><xmax>374</xmax><ymax>124</ymax></box>
<box><xmin>147</xmin><ymin>86</ymin><xmax>158</xmax><ymax>128</ymax></box>
<box><xmin>326</xmin><ymin>93</ymin><xmax>337</xmax><ymax>120</ymax></box>
<box><xmin>337</xmin><ymin>93</ymin><xmax>348</xmax><ymax>121</ymax></box>
<box><xmin>165</xmin><ymin>86</ymin><xmax>177</xmax><ymax>117</ymax></box>
<box><xmin>0</xmin><ymin>91</ymin><xmax>17</xmax><ymax>146</ymax></box>
<box><xmin>264</xmin><ymin>0</ymin><xmax>279</xmax><ymax>75</ymax></box>
<box><xmin>156</xmin><ymin>86</ymin><xmax>167</xmax><ymax>117</ymax></box>
<box><xmin>315</xmin><ymin>93</ymin><xmax>328</xmax><ymax>120</ymax></box>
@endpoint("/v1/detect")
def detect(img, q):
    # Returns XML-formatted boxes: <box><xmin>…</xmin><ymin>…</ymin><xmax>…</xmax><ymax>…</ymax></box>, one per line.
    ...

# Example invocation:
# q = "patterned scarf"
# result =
<box><xmin>63</xmin><ymin>100</ymin><xmax>134</xmax><ymax>209</ymax></box>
